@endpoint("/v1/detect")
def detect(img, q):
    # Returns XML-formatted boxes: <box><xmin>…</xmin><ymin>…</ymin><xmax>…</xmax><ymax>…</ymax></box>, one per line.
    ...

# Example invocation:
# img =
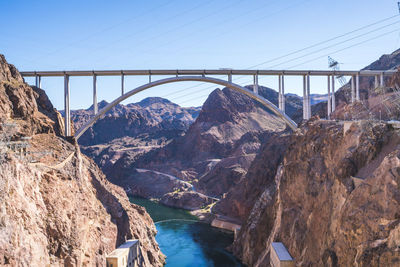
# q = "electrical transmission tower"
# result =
<box><xmin>328</xmin><ymin>56</ymin><xmax>347</xmax><ymax>86</ymax></box>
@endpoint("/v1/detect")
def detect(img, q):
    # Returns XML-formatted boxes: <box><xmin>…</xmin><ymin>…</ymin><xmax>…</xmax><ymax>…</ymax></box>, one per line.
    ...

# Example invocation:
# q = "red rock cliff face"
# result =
<box><xmin>0</xmin><ymin>55</ymin><xmax>164</xmax><ymax>266</ymax></box>
<box><xmin>232</xmin><ymin>119</ymin><xmax>400</xmax><ymax>266</ymax></box>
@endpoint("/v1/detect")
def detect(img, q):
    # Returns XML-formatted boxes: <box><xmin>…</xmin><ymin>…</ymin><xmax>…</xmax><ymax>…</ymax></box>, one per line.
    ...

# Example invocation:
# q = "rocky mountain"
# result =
<box><xmin>71</xmin><ymin>97</ymin><xmax>200</xmax><ymax>176</ymax></box>
<box><xmin>0</xmin><ymin>54</ymin><xmax>164</xmax><ymax>266</ymax></box>
<box><xmin>105</xmin><ymin>87</ymin><xmax>288</xmax><ymax>210</ymax></box>
<box><xmin>72</xmin><ymin>97</ymin><xmax>200</xmax><ymax>146</ymax></box>
<box><xmin>77</xmin><ymin>82</ymin><xmax>325</xmax><ymax>212</ymax></box>
<box><xmin>230</xmin><ymin>119</ymin><xmax>400</xmax><ymax>266</ymax></box>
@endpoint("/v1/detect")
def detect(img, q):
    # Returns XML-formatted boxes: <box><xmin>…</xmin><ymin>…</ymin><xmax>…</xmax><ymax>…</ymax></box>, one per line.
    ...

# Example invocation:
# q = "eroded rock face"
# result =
<box><xmin>0</xmin><ymin>54</ymin><xmax>164</xmax><ymax>266</ymax></box>
<box><xmin>110</xmin><ymin>88</ymin><xmax>287</xmax><ymax>205</ymax></box>
<box><xmin>232</xmin><ymin>119</ymin><xmax>400</xmax><ymax>266</ymax></box>
<box><xmin>160</xmin><ymin>191</ymin><xmax>214</xmax><ymax>211</ymax></box>
<box><xmin>212</xmin><ymin>131</ymin><xmax>291</xmax><ymax>222</ymax></box>
<box><xmin>72</xmin><ymin>98</ymin><xmax>200</xmax><ymax>147</ymax></box>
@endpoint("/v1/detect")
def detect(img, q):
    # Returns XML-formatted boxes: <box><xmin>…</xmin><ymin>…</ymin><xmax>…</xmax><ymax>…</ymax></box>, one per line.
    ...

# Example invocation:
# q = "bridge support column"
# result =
<box><xmin>356</xmin><ymin>73</ymin><xmax>360</xmax><ymax>101</ymax></box>
<box><xmin>278</xmin><ymin>74</ymin><xmax>285</xmax><ymax>113</ymax></box>
<box><xmin>35</xmin><ymin>75</ymin><xmax>41</xmax><ymax>88</ymax></box>
<box><xmin>93</xmin><ymin>74</ymin><xmax>98</xmax><ymax>115</ymax></box>
<box><xmin>380</xmin><ymin>73</ymin><xmax>384</xmax><ymax>88</ymax></box>
<box><xmin>64</xmin><ymin>74</ymin><xmax>71</xmax><ymax>136</ymax></box>
<box><xmin>303</xmin><ymin>75</ymin><xmax>307</xmax><ymax>120</ymax></box>
<box><xmin>331</xmin><ymin>75</ymin><xmax>336</xmax><ymax>113</ymax></box>
<box><xmin>228</xmin><ymin>73</ymin><xmax>232</xmax><ymax>83</ymax></box>
<box><xmin>307</xmin><ymin>74</ymin><xmax>311</xmax><ymax>119</ymax></box>
<box><xmin>327</xmin><ymin>75</ymin><xmax>331</xmax><ymax>119</ymax></box>
<box><xmin>351</xmin><ymin>76</ymin><xmax>355</xmax><ymax>103</ymax></box>
<box><xmin>375</xmin><ymin>75</ymin><xmax>379</xmax><ymax>88</ymax></box>
<box><xmin>121</xmin><ymin>73</ymin><xmax>125</xmax><ymax>95</ymax></box>
<box><xmin>253</xmin><ymin>74</ymin><xmax>258</xmax><ymax>94</ymax></box>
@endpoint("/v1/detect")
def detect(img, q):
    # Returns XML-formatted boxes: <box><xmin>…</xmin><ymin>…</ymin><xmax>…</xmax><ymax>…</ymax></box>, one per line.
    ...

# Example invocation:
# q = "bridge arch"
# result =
<box><xmin>74</xmin><ymin>76</ymin><xmax>297</xmax><ymax>139</ymax></box>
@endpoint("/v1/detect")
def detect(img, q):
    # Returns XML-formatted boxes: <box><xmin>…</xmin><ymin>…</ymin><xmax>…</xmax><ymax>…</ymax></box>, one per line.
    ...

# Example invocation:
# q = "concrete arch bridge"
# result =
<box><xmin>20</xmin><ymin>69</ymin><xmax>395</xmax><ymax>139</ymax></box>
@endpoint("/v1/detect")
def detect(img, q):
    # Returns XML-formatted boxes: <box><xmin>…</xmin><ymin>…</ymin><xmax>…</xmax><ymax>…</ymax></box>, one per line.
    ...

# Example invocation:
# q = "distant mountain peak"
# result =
<box><xmin>137</xmin><ymin>97</ymin><xmax>174</xmax><ymax>107</ymax></box>
<box><xmin>87</xmin><ymin>100</ymin><xmax>109</xmax><ymax>111</ymax></box>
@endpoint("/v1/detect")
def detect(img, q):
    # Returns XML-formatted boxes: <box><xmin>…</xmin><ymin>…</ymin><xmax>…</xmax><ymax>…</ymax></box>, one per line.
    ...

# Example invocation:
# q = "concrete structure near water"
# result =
<box><xmin>211</xmin><ymin>217</ymin><xmax>241</xmax><ymax>233</ymax></box>
<box><xmin>106</xmin><ymin>239</ymin><xmax>143</xmax><ymax>267</ymax></box>
<box><xmin>270</xmin><ymin>242</ymin><xmax>294</xmax><ymax>267</ymax></box>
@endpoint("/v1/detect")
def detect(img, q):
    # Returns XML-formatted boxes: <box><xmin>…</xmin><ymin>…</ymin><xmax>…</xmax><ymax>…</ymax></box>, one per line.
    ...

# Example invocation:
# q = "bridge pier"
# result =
<box><xmin>35</xmin><ymin>75</ymin><xmax>41</xmax><ymax>88</ymax></box>
<box><xmin>331</xmin><ymin>75</ymin><xmax>336</xmax><ymax>113</ymax></box>
<box><xmin>327</xmin><ymin>75</ymin><xmax>331</xmax><ymax>119</ymax></box>
<box><xmin>307</xmin><ymin>74</ymin><xmax>311</xmax><ymax>119</ymax></box>
<box><xmin>253</xmin><ymin>74</ymin><xmax>258</xmax><ymax>94</ymax></box>
<box><xmin>278</xmin><ymin>74</ymin><xmax>285</xmax><ymax>113</ymax></box>
<box><xmin>356</xmin><ymin>73</ymin><xmax>360</xmax><ymax>101</ymax></box>
<box><xmin>93</xmin><ymin>74</ymin><xmax>98</xmax><ymax>115</ymax></box>
<box><xmin>351</xmin><ymin>76</ymin><xmax>355</xmax><ymax>103</ymax></box>
<box><xmin>121</xmin><ymin>73</ymin><xmax>125</xmax><ymax>95</ymax></box>
<box><xmin>64</xmin><ymin>74</ymin><xmax>71</xmax><ymax>136</ymax></box>
<box><xmin>380</xmin><ymin>73</ymin><xmax>384</xmax><ymax>88</ymax></box>
<box><xmin>375</xmin><ymin>75</ymin><xmax>379</xmax><ymax>88</ymax></box>
<box><xmin>303</xmin><ymin>75</ymin><xmax>307</xmax><ymax>120</ymax></box>
<box><xmin>228</xmin><ymin>73</ymin><xmax>232</xmax><ymax>83</ymax></box>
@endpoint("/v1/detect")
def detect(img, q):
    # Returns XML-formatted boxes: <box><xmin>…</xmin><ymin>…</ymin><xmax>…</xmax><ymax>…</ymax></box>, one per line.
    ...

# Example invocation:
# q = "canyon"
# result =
<box><xmin>1</xmin><ymin>48</ymin><xmax>400</xmax><ymax>266</ymax></box>
<box><xmin>72</xmin><ymin>49</ymin><xmax>400</xmax><ymax>266</ymax></box>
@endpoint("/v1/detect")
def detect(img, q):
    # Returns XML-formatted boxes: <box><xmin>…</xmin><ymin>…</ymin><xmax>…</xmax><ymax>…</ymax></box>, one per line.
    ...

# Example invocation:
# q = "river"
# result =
<box><xmin>130</xmin><ymin>197</ymin><xmax>243</xmax><ymax>267</ymax></box>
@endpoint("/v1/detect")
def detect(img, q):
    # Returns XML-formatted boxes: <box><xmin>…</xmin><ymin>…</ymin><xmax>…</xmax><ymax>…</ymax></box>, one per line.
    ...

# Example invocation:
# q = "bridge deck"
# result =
<box><xmin>20</xmin><ymin>69</ymin><xmax>396</xmax><ymax>77</ymax></box>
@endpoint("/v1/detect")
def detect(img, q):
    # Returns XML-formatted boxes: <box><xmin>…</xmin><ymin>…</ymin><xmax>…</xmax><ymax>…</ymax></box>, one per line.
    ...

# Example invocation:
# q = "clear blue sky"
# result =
<box><xmin>1</xmin><ymin>0</ymin><xmax>400</xmax><ymax>110</ymax></box>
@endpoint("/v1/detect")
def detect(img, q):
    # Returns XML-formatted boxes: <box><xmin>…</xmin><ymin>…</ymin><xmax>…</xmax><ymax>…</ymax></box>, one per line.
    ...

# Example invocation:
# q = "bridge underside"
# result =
<box><xmin>73</xmin><ymin>76</ymin><xmax>298</xmax><ymax>139</ymax></box>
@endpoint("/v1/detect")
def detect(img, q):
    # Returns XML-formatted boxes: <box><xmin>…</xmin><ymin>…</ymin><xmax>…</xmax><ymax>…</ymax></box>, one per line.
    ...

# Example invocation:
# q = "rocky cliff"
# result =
<box><xmin>212</xmin><ymin>131</ymin><xmax>291</xmax><ymax>222</ymax></box>
<box><xmin>72</xmin><ymin>97</ymin><xmax>200</xmax><ymax>178</ymax></box>
<box><xmin>0</xmin><ymin>54</ymin><xmax>164</xmax><ymax>266</ymax></box>
<box><xmin>232</xmin><ymin>119</ymin><xmax>400</xmax><ymax>266</ymax></box>
<box><xmin>107</xmin><ymin>87</ymin><xmax>287</xmax><ymax>211</ymax></box>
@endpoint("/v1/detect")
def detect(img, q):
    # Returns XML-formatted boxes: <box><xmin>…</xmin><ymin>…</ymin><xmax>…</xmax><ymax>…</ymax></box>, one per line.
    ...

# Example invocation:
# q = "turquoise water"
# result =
<box><xmin>130</xmin><ymin>196</ymin><xmax>197</xmax><ymax>222</ymax></box>
<box><xmin>130</xmin><ymin>197</ymin><xmax>243</xmax><ymax>267</ymax></box>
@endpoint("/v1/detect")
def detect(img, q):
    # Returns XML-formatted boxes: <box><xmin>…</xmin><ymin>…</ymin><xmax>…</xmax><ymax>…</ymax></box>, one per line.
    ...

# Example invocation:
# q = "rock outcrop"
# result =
<box><xmin>232</xmin><ymin>119</ymin><xmax>400</xmax><ymax>266</ymax></box>
<box><xmin>0</xmin><ymin>54</ymin><xmax>164</xmax><ymax>266</ymax></box>
<box><xmin>212</xmin><ymin>131</ymin><xmax>291</xmax><ymax>222</ymax></box>
<box><xmin>109</xmin><ymin>87</ymin><xmax>287</xmax><ymax>206</ymax></box>
<box><xmin>72</xmin><ymin>97</ymin><xmax>200</xmax><ymax>177</ymax></box>
<box><xmin>72</xmin><ymin>97</ymin><xmax>200</xmax><ymax>147</ymax></box>
<box><xmin>160</xmin><ymin>191</ymin><xmax>214</xmax><ymax>211</ymax></box>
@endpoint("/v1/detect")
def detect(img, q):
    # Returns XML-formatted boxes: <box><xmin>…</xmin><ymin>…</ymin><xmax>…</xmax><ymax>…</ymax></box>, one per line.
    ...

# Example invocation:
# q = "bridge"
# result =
<box><xmin>20</xmin><ymin>69</ymin><xmax>396</xmax><ymax>139</ymax></box>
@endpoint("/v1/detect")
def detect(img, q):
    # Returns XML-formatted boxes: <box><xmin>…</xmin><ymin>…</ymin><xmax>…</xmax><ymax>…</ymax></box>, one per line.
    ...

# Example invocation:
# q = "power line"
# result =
<box><xmin>138</xmin><ymin>0</ymin><xmax>284</xmax><ymax>60</ymax></box>
<box><xmin>116</xmin><ymin>0</ymin><xmax>244</xmax><ymax>53</ymax></box>
<box><xmin>287</xmin><ymin>28</ymin><xmax>400</xmax><ymax>69</ymax></box>
<box><xmin>28</xmin><ymin>0</ymin><xmax>177</xmax><ymax>64</ymax></box>
<box><xmin>247</xmin><ymin>13</ymin><xmax>400</xmax><ymax>69</ymax></box>
<box><xmin>165</xmin><ymin>0</ymin><xmax>311</xmax><ymax>59</ymax></box>
<box><xmin>267</xmin><ymin>20</ymin><xmax>400</xmax><ymax>69</ymax></box>
<box><xmin>163</xmin><ymin>14</ymin><xmax>400</xmax><ymax>103</ymax></box>
<box><xmin>66</xmin><ymin>0</ymin><xmax>218</xmax><ymax>66</ymax></box>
